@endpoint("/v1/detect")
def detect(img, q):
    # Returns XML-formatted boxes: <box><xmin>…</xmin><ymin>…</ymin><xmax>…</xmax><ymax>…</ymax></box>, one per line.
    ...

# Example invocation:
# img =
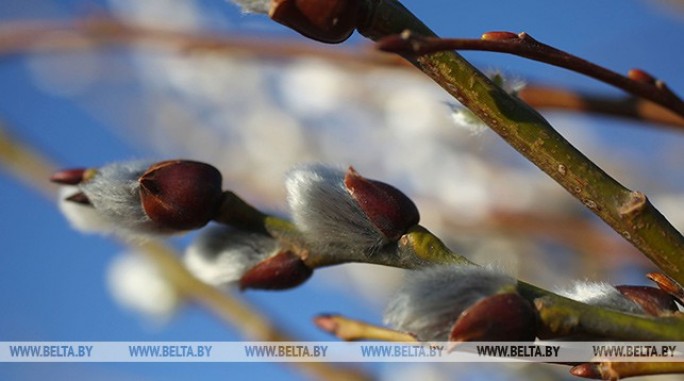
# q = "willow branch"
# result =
<box><xmin>376</xmin><ymin>30</ymin><xmax>684</xmax><ymax>118</ymax></box>
<box><xmin>530</xmin><ymin>294</ymin><xmax>684</xmax><ymax>340</ymax></box>
<box><xmin>0</xmin><ymin>124</ymin><xmax>372</xmax><ymax>381</ymax></box>
<box><xmin>356</xmin><ymin>0</ymin><xmax>684</xmax><ymax>286</ymax></box>
<box><xmin>0</xmin><ymin>17</ymin><xmax>402</xmax><ymax>68</ymax></box>
<box><xmin>518</xmin><ymin>85</ymin><xmax>684</xmax><ymax>129</ymax></box>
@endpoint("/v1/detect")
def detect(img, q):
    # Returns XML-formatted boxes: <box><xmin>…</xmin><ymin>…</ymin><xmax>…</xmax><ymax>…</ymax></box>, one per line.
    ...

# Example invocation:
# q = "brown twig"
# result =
<box><xmin>376</xmin><ymin>31</ymin><xmax>684</xmax><ymax>119</ymax></box>
<box><xmin>2</xmin><ymin>18</ymin><xmax>684</xmax><ymax>129</ymax></box>
<box><xmin>0</xmin><ymin>17</ymin><xmax>403</xmax><ymax>68</ymax></box>
<box><xmin>518</xmin><ymin>85</ymin><xmax>684</xmax><ymax>129</ymax></box>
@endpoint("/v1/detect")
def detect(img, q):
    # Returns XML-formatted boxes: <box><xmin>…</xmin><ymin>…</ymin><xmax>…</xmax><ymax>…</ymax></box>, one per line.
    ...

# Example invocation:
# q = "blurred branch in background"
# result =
<box><xmin>1</xmin><ymin>17</ymin><xmax>683</xmax><ymax>130</ymax></box>
<box><xmin>0</xmin><ymin>124</ymin><xmax>373</xmax><ymax>381</ymax></box>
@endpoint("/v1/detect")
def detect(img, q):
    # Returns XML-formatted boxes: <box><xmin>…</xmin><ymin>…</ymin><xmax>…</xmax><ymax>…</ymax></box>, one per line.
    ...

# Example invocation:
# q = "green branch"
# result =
<box><xmin>356</xmin><ymin>0</ymin><xmax>684</xmax><ymax>286</ymax></box>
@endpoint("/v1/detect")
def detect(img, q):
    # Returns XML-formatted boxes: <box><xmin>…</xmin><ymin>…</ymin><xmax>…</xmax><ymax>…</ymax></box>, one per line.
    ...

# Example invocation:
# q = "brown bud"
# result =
<box><xmin>647</xmin><ymin>272</ymin><xmax>684</xmax><ymax>304</ymax></box>
<box><xmin>449</xmin><ymin>293</ymin><xmax>537</xmax><ymax>342</ymax></box>
<box><xmin>269</xmin><ymin>0</ymin><xmax>360</xmax><ymax>43</ymax></box>
<box><xmin>616</xmin><ymin>285</ymin><xmax>679</xmax><ymax>316</ymax></box>
<box><xmin>481</xmin><ymin>31</ymin><xmax>519</xmax><ymax>41</ymax></box>
<box><xmin>628</xmin><ymin>69</ymin><xmax>657</xmax><ymax>85</ymax></box>
<box><xmin>570</xmin><ymin>363</ymin><xmax>604</xmax><ymax>380</ymax></box>
<box><xmin>344</xmin><ymin>167</ymin><xmax>419</xmax><ymax>241</ymax></box>
<box><xmin>138</xmin><ymin>160</ymin><xmax>223</xmax><ymax>231</ymax></box>
<box><xmin>50</xmin><ymin>168</ymin><xmax>97</xmax><ymax>185</ymax></box>
<box><xmin>50</xmin><ymin>168</ymin><xmax>87</xmax><ymax>185</ymax></box>
<box><xmin>240</xmin><ymin>250</ymin><xmax>313</xmax><ymax>290</ymax></box>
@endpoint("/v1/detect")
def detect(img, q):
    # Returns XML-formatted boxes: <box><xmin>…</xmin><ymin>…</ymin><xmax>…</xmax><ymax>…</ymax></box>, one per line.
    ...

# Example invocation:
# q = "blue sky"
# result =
<box><xmin>1</xmin><ymin>1</ymin><xmax>684</xmax><ymax>380</ymax></box>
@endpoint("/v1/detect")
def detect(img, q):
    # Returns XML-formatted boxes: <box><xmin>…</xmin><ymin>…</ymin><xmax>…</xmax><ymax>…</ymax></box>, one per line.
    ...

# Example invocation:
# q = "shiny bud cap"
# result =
<box><xmin>269</xmin><ymin>0</ymin><xmax>360</xmax><ymax>43</ymax></box>
<box><xmin>570</xmin><ymin>363</ymin><xmax>604</xmax><ymax>380</ymax></box>
<box><xmin>239</xmin><ymin>250</ymin><xmax>313</xmax><ymax>290</ymax></box>
<box><xmin>50</xmin><ymin>168</ymin><xmax>87</xmax><ymax>185</ymax></box>
<box><xmin>647</xmin><ymin>272</ymin><xmax>684</xmax><ymax>303</ymax></box>
<box><xmin>449</xmin><ymin>293</ymin><xmax>537</xmax><ymax>342</ymax></box>
<box><xmin>50</xmin><ymin>168</ymin><xmax>97</xmax><ymax>185</ymax></box>
<box><xmin>615</xmin><ymin>285</ymin><xmax>679</xmax><ymax>316</ymax></box>
<box><xmin>481</xmin><ymin>31</ymin><xmax>519</xmax><ymax>41</ymax></box>
<box><xmin>344</xmin><ymin>167</ymin><xmax>419</xmax><ymax>241</ymax></box>
<box><xmin>138</xmin><ymin>160</ymin><xmax>223</xmax><ymax>231</ymax></box>
<box><xmin>628</xmin><ymin>68</ymin><xmax>657</xmax><ymax>85</ymax></box>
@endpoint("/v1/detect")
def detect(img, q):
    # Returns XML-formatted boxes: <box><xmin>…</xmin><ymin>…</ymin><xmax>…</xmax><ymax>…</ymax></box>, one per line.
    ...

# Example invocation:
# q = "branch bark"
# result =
<box><xmin>356</xmin><ymin>0</ymin><xmax>684</xmax><ymax>286</ymax></box>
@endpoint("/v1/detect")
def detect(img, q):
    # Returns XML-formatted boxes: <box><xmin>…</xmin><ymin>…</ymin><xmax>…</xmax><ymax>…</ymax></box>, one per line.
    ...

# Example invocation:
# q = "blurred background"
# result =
<box><xmin>1</xmin><ymin>0</ymin><xmax>684</xmax><ymax>380</ymax></box>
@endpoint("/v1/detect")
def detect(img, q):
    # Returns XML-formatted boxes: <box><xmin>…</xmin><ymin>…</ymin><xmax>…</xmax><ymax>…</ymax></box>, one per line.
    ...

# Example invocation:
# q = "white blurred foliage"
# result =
<box><xmin>109</xmin><ymin>0</ymin><xmax>205</xmax><ymax>30</ymax></box>
<box><xmin>229</xmin><ymin>0</ymin><xmax>271</xmax><ymax>14</ymax></box>
<box><xmin>107</xmin><ymin>252</ymin><xmax>180</xmax><ymax>321</ymax></box>
<box><xmin>26</xmin><ymin>31</ymin><xmax>102</xmax><ymax>97</ymax></box>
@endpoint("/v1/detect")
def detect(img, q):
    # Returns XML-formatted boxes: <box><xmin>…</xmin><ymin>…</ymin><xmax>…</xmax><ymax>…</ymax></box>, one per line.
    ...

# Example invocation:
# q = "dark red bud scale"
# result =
<box><xmin>647</xmin><ymin>272</ymin><xmax>684</xmax><ymax>302</ymax></box>
<box><xmin>50</xmin><ymin>168</ymin><xmax>87</xmax><ymax>185</ymax></box>
<box><xmin>138</xmin><ymin>160</ymin><xmax>223</xmax><ymax>231</ymax></box>
<box><xmin>615</xmin><ymin>285</ymin><xmax>679</xmax><ymax>316</ymax></box>
<box><xmin>569</xmin><ymin>363</ymin><xmax>604</xmax><ymax>380</ymax></box>
<box><xmin>481</xmin><ymin>31</ymin><xmax>519</xmax><ymax>41</ymax></box>
<box><xmin>269</xmin><ymin>0</ymin><xmax>361</xmax><ymax>43</ymax></box>
<box><xmin>344</xmin><ymin>167</ymin><xmax>419</xmax><ymax>241</ymax></box>
<box><xmin>627</xmin><ymin>69</ymin><xmax>657</xmax><ymax>85</ymax></box>
<box><xmin>239</xmin><ymin>250</ymin><xmax>313</xmax><ymax>290</ymax></box>
<box><xmin>449</xmin><ymin>293</ymin><xmax>537</xmax><ymax>342</ymax></box>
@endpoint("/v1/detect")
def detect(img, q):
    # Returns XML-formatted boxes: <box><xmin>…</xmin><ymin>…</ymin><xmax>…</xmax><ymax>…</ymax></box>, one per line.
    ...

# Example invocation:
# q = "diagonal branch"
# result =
<box><xmin>356</xmin><ymin>0</ymin><xmax>684</xmax><ymax>287</ymax></box>
<box><xmin>376</xmin><ymin>30</ymin><xmax>684</xmax><ymax>118</ymax></box>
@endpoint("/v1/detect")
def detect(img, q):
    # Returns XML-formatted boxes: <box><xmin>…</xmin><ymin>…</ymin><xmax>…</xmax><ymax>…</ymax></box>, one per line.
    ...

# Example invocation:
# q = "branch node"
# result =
<box><xmin>618</xmin><ymin>191</ymin><xmax>648</xmax><ymax>219</ymax></box>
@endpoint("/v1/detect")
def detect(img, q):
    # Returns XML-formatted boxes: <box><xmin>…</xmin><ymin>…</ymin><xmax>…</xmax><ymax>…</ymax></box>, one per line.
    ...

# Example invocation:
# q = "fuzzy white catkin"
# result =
<box><xmin>384</xmin><ymin>265</ymin><xmax>515</xmax><ymax>341</ymax></box>
<box><xmin>79</xmin><ymin>161</ymin><xmax>151</xmax><ymax>231</ymax></box>
<box><xmin>286</xmin><ymin>164</ymin><xmax>387</xmax><ymax>255</ymax></box>
<box><xmin>230</xmin><ymin>0</ymin><xmax>270</xmax><ymax>14</ymax></box>
<box><xmin>58</xmin><ymin>186</ymin><xmax>114</xmax><ymax>234</ymax></box>
<box><xmin>107</xmin><ymin>253</ymin><xmax>180</xmax><ymax>321</ymax></box>
<box><xmin>184</xmin><ymin>226</ymin><xmax>278</xmax><ymax>286</ymax></box>
<box><xmin>56</xmin><ymin>160</ymin><xmax>169</xmax><ymax>240</ymax></box>
<box><xmin>555</xmin><ymin>281</ymin><xmax>644</xmax><ymax>314</ymax></box>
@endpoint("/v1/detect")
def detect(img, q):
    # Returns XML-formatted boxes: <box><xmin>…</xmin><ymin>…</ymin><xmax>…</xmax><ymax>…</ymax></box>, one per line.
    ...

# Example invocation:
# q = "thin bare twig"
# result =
<box><xmin>376</xmin><ymin>31</ymin><xmax>684</xmax><ymax>118</ymax></box>
<box><xmin>0</xmin><ymin>17</ymin><xmax>403</xmax><ymax>68</ymax></box>
<box><xmin>2</xmin><ymin>18</ymin><xmax>684</xmax><ymax>129</ymax></box>
<box><xmin>518</xmin><ymin>85</ymin><xmax>684</xmax><ymax>129</ymax></box>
